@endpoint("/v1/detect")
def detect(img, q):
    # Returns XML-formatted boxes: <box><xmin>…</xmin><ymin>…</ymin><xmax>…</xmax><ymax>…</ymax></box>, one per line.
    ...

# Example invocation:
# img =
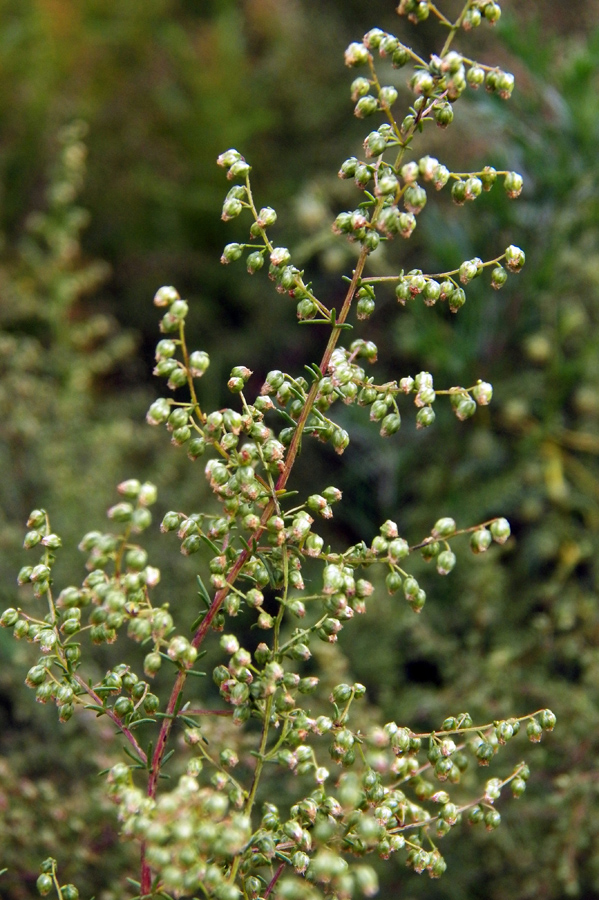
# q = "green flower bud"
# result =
<box><xmin>365</xmin><ymin>131</ymin><xmax>387</xmax><ymax>157</ymax></box>
<box><xmin>222</xmin><ymin>198</ymin><xmax>243</xmax><ymax>222</ymax></box>
<box><xmin>470</xmin><ymin>528</ymin><xmax>492</xmax><ymax>553</ymax></box>
<box><xmin>37</xmin><ymin>874</ymin><xmax>54</xmax><ymax>896</ymax></box>
<box><xmin>421</xmin><ymin>540</ymin><xmax>440</xmax><ymax>561</ymax></box>
<box><xmin>472</xmin><ymin>381</ymin><xmax>493</xmax><ymax>405</ymax></box>
<box><xmin>467</xmin><ymin>65</ymin><xmax>485</xmax><ymax>88</ymax></box>
<box><xmin>484</xmin><ymin>809</ymin><xmax>501</xmax><ymax>830</ymax></box>
<box><xmin>490</xmin><ymin>265</ymin><xmax>508</xmax><ymax>290</ymax></box>
<box><xmin>505</xmin><ymin>244</ymin><xmax>525</xmax><ymax>272</ymax></box>
<box><xmin>61</xmin><ymin>886</ymin><xmax>79</xmax><ymax>900</ymax></box>
<box><xmin>379</xmin><ymin>85</ymin><xmax>398</xmax><ymax>107</ymax></box>
<box><xmin>484</xmin><ymin>2</ymin><xmax>501</xmax><ymax>22</ymax></box>
<box><xmin>392</xmin><ymin>46</ymin><xmax>411</xmax><ymax>68</ymax></box>
<box><xmin>24</xmin><ymin>530</ymin><xmax>42</xmax><ymax>549</ymax></box>
<box><xmin>497</xmin><ymin>71</ymin><xmax>515</xmax><ymax>99</ymax></box>
<box><xmin>153</xmin><ymin>285</ymin><xmax>180</xmax><ymax>307</ymax></box>
<box><xmin>386</xmin><ymin>570</ymin><xmax>403</xmax><ymax>595</ymax></box>
<box><xmin>380</xmin><ymin>413</ymin><xmax>401</xmax><ymax>437</ymax></box>
<box><xmin>221</xmin><ymin>242</ymin><xmax>243</xmax><ymax>264</ymax></box>
<box><xmin>404</xmin><ymin>184</ymin><xmax>427</xmax><ymax>214</ymax></box>
<box><xmin>14</xmin><ymin>619</ymin><xmax>30</xmax><ymax>639</ymax></box>
<box><xmin>332</xmin><ymin>428</ymin><xmax>350</xmax><ymax>453</ymax></box>
<box><xmin>388</xmin><ymin>538</ymin><xmax>409</xmax><ymax>562</ymax></box>
<box><xmin>432</xmin><ymin>517</ymin><xmax>456</xmax><ymax>538</ymax></box>
<box><xmin>539</xmin><ymin>708</ymin><xmax>557</xmax><ymax>730</ymax></box>
<box><xmin>354</xmin><ymin>95</ymin><xmax>378</xmax><ymax>117</ymax></box>
<box><xmin>188</xmin><ymin>350</ymin><xmax>210</xmax><ymax>376</ymax></box>
<box><xmin>146</xmin><ymin>398</ymin><xmax>171</xmax><ymax>425</ymax></box>
<box><xmin>504</xmin><ymin>170</ymin><xmax>523</xmax><ymax>198</ymax></box>
<box><xmin>0</xmin><ymin>608</ymin><xmax>19</xmax><ymax>627</ymax></box>
<box><xmin>451</xmin><ymin>180</ymin><xmax>467</xmax><ymax>205</ymax></box>
<box><xmin>468</xmin><ymin>804</ymin><xmax>484</xmax><ymax>824</ymax></box>
<box><xmin>17</xmin><ymin>566</ymin><xmax>34</xmax><ymax>585</ymax></box>
<box><xmin>463</xmin><ymin>8</ymin><xmax>482</xmax><ymax>28</ymax></box>
<box><xmin>416</xmin><ymin>407</ymin><xmax>435</xmax><ymax>429</ymax></box>
<box><xmin>465</xmin><ymin>176</ymin><xmax>482</xmax><ymax>200</ymax></box>
<box><xmin>459</xmin><ymin>258</ymin><xmax>483</xmax><ymax>284</ymax></box>
<box><xmin>332</xmin><ymin>683</ymin><xmax>353</xmax><ymax>704</ymax></box>
<box><xmin>455</xmin><ymin>395</ymin><xmax>476</xmax><ymax>419</ymax></box>
<box><xmin>144</xmin><ymin>652</ymin><xmax>162</xmax><ymax>677</ymax></box>
<box><xmin>114</xmin><ymin>697</ymin><xmax>134</xmax><ymax>718</ymax></box>
<box><xmin>357</xmin><ymin>295</ymin><xmax>375</xmax><ymax>319</ymax></box>
<box><xmin>403</xmin><ymin>576</ymin><xmax>419</xmax><ymax>600</ymax></box>
<box><xmin>167</xmin><ymin>367</ymin><xmax>188</xmax><ymax>389</ymax></box>
<box><xmin>344</xmin><ymin>42</ymin><xmax>370</xmax><ymax>67</ymax></box>
<box><xmin>410</xmin><ymin>71</ymin><xmax>434</xmax><ymax>96</ymax></box>
<box><xmin>26</xmin><ymin>665</ymin><xmax>48</xmax><ymax>687</ymax></box>
<box><xmin>58</xmin><ymin>702</ymin><xmax>74</xmax><ymax>722</ymax></box>
<box><xmin>246</xmin><ymin>251</ymin><xmax>264</xmax><ymax>274</ymax></box>
<box><xmin>30</xmin><ymin>564</ymin><xmax>51</xmax><ymax>583</ymax></box>
<box><xmin>434</xmin><ymin>101</ymin><xmax>454</xmax><ymax>127</ymax></box>
<box><xmin>436</xmin><ymin>550</ymin><xmax>456</xmax><ymax>575</ymax></box>
<box><xmin>476</xmin><ymin>742</ymin><xmax>495</xmax><ymax>765</ymax></box>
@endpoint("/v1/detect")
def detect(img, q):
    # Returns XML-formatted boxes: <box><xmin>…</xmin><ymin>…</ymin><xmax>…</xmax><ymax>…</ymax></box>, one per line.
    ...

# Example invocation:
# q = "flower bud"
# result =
<box><xmin>436</xmin><ymin>550</ymin><xmax>456</xmax><ymax>575</ymax></box>
<box><xmin>345</xmin><ymin>42</ymin><xmax>370</xmax><ymax>67</ymax></box>
<box><xmin>467</xmin><ymin>65</ymin><xmax>485</xmax><ymax>88</ymax></box>
<box><xmin>484</xmin><ymin>809</ymin><xmax>501</xmax><ymax>830</ymax></box>
<box><xmin>355</xmin><ymin>96</ymin><xmax>378</xmax><ymax>118</ymax></box>
<box><xmin>454</xmin><ymin>395</ymin><xmax>476</xmax><ymax>419</ymax></box>
<box><xmin>504</xmin><ymin>171</ymin><xmax>523</xmax><ymax>198</ymax></box>
<box><xmin>505</xmin><ymin>244</ymin><xmax>525</xmax><ymax>272</ymax></box>
<box><xmin>539</xmin><ymin>708</ymin><xmax>556</xmax><ymax>730</ymax></box>
<box><xmin>365</xmin><ymin>131</ymin><xmax>387</xmax><ymax>158</ymax></box>
<box><xmin>463</xmin><ymin>8</ymin><xmax>482</xmax><ymax>28</ymax></box>
<box><xmin>61</xmin><ymin>886</ymin><xmax>79</xmax><ymax>900</ymax></box>
<box><xmin>246</xmin><ymin>251</ymin><xmax>264</xmax><ymax>274</ymax></box>
<box><xmin>392</xmin><ymin>45</ymin><xmax>411</xmax><ymax>68</ymax></box>
<box><xmin>388</xmin><ymin>538</ymin><xmax>409</xmax><ymax>561</ymax></box>
<box><xmin>380</xmin><ymin>413</ymin><xmax>401</xmax><ymax>437</ymax></box>
<box><xmin>144</xmin><ymin>652</ymin><xmax>162</xmax><ymax>677</ymax></box>
<box><xmin>1</xmin><ymin>608</ymin><xmax>19</xmax><ymax>627</ymax></box>
<box><xmin>217</xmin><ymin>149</ymin><xmax>242</xmax><ymax>168</ymax></box>
<box><xmin>221</xmin><ymin>242</ymin><xmax>244</xmax><ymax>265</ymax></box>
<box><xmin>403</xmin><ymin>576</ymin><xmax>419</xmax><ymax>600</ymax></box>
<box><xmin>24</xmin><ymin>530</ymin><xmax>42</xmax><ymax>549</ymax></box>
<box><xmin>416</xmin><ymin>407</ymin><xmax>435</xmax><ymax>429</ymax></box>
<box><xmin>410</xmin><ymin>71</ymin><xmax>434</xmax><ymax>96</ymax></box>
<box><xmin>385</xmin><ymin>571</ymin><xmax>402</xmax><ymax>595</ymax></box>
<box><xmin>146</xmin><ymin>398</ymin><xmax>171</xmax><ymax>425</ymax></box>
<box><xmin>470</xmin><ymin>528</ymin><xmax>492</xmax><ymax>553</ymax></box>
<box><xmin>404</xmin><ymin>184</ymin><xmax>427</xmax><ymax>214</ymax></box>
<box><xmin>489</xmin><ymin>517</ymin><xmax>510</xmax><ymax>543</ymax></box>
<box><xmin>188</xmin><ymin>350</ymin><xmax>210</xmax><ymax>376</ymax></box>
<box><xmin>434</xmin><ymin>101</ymin><xmax>454</xmax><ymax>127</ymax></box>
<box><xmin>379</xmin><ymin>85</ymin><xmax>398</xmax><ymax>107</ymax></box>
<box><xmin>432</xmin><ymin>518</ymin><xmax>456</xmax><ymax>539</ymax></box>
<box><xmin>459</xmin><ymin>258</ymin><xmax>482</xmax><ymax>284</ymax></box>
<box><xmin>154</xmin><ymin>285</ymin><xmax>179</xmax><ymax>307</ymax></box>
<box><xmin>37</xmin><ymin>874</ymin><xmax>53</xmax><ymax>896</ymax></box>
<box><xmin>451</xmin><ymin>180</ymin><xmax>466</xmax><ymax>205</ymax></box>
<box><xmin>339</xmin><ymin>157</ymin><xmax>359</xmax><ymax>179</ymax></box>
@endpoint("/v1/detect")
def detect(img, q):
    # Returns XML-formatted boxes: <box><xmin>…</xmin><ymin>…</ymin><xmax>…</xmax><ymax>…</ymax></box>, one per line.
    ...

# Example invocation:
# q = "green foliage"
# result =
<box><xmin>0</xmin><ymin>4</ymin><xmax>566</xmax><ymax>899</ymax></box>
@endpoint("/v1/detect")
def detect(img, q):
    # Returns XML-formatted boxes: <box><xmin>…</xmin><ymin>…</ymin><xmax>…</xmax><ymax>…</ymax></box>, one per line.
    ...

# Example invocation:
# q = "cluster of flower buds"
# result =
<box><xmin>36</xmin><ymin>858</ymin><xmax>79</xmax><ymax>900</ymax></box>
<box><xmin>398</xmin><ymin>1</ymin><xmax>502</xmax><ymax>30</ymax></box>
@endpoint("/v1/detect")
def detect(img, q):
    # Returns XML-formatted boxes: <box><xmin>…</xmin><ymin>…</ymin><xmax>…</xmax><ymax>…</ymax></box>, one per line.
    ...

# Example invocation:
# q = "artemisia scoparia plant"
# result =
<box><xmin>2</xmin><ymin>3</ymin><xmax>555</xmax><ymax>899</ymax></box>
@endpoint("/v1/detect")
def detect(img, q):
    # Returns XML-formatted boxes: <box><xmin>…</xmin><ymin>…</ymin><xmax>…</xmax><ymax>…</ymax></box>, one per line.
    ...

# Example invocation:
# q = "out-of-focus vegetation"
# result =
<box><xmin>0</xmin><ymin>2</ymin><xmax>598</xmax><ymax>899</ymax></box>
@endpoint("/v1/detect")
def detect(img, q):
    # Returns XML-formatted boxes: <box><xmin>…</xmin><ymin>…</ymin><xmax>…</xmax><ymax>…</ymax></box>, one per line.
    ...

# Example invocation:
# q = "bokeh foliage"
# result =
<box><xmin>0</xmin><ymin>2</ymin><xmax>598</xmax><ymax>899</ymax></box>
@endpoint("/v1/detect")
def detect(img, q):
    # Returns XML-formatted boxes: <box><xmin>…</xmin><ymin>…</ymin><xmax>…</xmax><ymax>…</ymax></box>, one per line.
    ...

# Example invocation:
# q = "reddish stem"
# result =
<box><xmin>264</xmin><ymin>863</ymin><xmax>286</xmax><ymax>899</ymax></box>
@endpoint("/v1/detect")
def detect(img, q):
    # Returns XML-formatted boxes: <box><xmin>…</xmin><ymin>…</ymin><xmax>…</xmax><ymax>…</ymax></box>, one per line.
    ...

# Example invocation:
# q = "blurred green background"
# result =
<box><xmin>1</xmin><ymin>1</ymin><xmax>599</xmax><ymax>898</ymax></box>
